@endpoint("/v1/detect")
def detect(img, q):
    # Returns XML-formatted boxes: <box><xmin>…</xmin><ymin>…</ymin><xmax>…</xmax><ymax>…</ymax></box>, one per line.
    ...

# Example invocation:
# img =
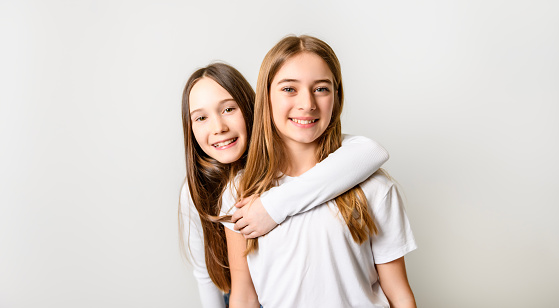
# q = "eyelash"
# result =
<box><xmin>281</xmin><ymin>87</ymin><xmax>330</xmax><ymax>93</ymax></box>
<box><xmin>193</xmin><ymin>107</ymin><xmax>236</xmax><ymax>122</ymax></box>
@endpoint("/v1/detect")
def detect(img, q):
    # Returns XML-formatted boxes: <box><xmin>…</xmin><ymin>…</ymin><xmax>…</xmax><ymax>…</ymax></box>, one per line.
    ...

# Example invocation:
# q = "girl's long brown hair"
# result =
<box><xmin>239</xmin><ymin>35</ymin><xmax>377</xmax><ymax>253</ymax></box>
<box><xmin>179</xmin><ymin>63</ymin><xmax>254</xmax><ymax>291</ymax></box>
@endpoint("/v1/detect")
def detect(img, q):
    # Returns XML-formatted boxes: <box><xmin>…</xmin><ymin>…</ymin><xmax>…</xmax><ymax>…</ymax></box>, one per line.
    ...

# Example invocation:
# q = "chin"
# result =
<box><xmin>291</xmin><ymin>134</ymin><xmax>322</xmax><ymax>144</ymax></box>
<box><xmin>214</xmin><ymin>151</ymin><xmax>244</xmax><ymax>164</ymax></box>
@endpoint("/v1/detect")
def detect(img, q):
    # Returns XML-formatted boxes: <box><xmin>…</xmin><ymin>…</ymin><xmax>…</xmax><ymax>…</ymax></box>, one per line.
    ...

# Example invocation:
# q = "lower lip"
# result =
<box><xmin>289</xmin><ymin>119</ymin><xmax>318</xmax><ymax>128</ymax></box>
<box><xmin>213</xmin><ymin>138</ymin><xmax>238</xmax><ymax>150</ymax></box>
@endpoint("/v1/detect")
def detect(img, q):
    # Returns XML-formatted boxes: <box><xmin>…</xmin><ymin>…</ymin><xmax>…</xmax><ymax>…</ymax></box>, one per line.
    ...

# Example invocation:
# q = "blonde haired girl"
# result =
<box><xmin>221</xmin><ymin>36</ymin><xmax>417</xmax><ymax>307</ymax></box>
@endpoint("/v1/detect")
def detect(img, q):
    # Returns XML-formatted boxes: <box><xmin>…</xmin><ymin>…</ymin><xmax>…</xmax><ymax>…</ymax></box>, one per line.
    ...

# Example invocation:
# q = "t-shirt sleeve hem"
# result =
<box><xmin>374</xmin><ymin>241</ymin><xmax>418</xmax><ymax>264</ymax></box>
<box><xmin>221</xmin><ymin>221</ymin><xmax>240</xmax><ymax>233</ymax></box>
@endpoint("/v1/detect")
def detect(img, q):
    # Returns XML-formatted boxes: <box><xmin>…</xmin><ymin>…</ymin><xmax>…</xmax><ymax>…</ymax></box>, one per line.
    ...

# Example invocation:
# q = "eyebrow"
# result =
<box><xmin>190</xmin><ymin>98</ymin><xmax>235</xmax><ymax>116</ymax></box>
<box><xmin>276</xmin><ymin>78</ymin><xmax>333</xmax><ymax>85</ymax></box>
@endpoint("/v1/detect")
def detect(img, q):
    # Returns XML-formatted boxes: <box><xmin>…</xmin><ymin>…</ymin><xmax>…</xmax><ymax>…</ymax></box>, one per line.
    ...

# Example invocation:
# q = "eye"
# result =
<box><xmin>194</xmin><ymin>116</ymin><xmax>207</xmax><ymax>122</ymax></box>
<box><xmin>281</xmin><ymin>87</ymin><xmax>295</xmax><ymax>93</ymax></box>
<box><xmin>315</xmin><ymin>87</ymin><xmax>330</xmax><ymax>93</ymax></box>
<box><xmin>223</xmin><ymin>107</ymin><xmax>235</xmax><ymax>114</ymax></box>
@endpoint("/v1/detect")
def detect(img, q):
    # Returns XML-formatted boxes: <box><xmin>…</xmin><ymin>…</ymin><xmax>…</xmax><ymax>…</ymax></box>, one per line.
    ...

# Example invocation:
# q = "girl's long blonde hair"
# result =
<box><xmin>239</xmin><ymin>35</ymin><xmax>377</xmax><ymax>253</ymax></box>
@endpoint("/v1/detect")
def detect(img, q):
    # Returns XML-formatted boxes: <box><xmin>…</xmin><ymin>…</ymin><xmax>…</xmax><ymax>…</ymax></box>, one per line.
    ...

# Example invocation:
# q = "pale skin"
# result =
<box><xmin>188</xmin><ymin>76</ymin><xmax>277</xmax><ymax>238</ymax></box>
<box><xmin>225</xmin><ymin>229</ymin><xmax>260</xmax><ymax>308</ymax></box>
<box><xmin>232</xmin><ymin>196</ymin><xmax>275</xmax><ymax>238</ymax></box>
<box><xmin>227</xmin><ymin>52</ymin><xmax>416</xmax><ymax>307</ymax></box>
<box><xmin>377</xmin><ymin>257</ymin><xmax>417</xmax><ymax>307</ymax></box>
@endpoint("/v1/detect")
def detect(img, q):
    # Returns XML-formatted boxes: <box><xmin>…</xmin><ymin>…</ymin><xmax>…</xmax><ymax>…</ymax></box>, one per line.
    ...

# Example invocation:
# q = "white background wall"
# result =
<box><xmin>1</xmin><ymin>0</ymin><xmax>557</xmax><ymax>307</ymax></box>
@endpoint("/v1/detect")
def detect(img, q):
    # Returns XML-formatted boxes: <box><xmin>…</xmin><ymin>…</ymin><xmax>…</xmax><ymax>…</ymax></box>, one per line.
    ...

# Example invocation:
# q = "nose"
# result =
<box><xmin>211</xmin><ymin>116</ymin><xmax>228</xmax><ymax>135</ymax></box>
<box><xmin>297</xmin><ymin>89</ymin><xmax>317</xmax><ymax>111</ymax></box>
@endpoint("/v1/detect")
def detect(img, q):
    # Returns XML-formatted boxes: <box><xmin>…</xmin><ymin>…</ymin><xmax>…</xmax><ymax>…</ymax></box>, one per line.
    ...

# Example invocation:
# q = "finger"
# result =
<box><xmin>231</xmin><ymin>209</ymin><xmax>244</xmax><ymax>223</ymax></box>
<box><xmin>234</xmin><ymin>218</ymin><xmax>249</xmax><ymax>231</ymax></box>
<box><xmin>240</xmin><ymin>225</ymin><xmax>254</xmax><ymax>236</ymax></box>
<box><xmin>244</xmin><ymin>231</ymin><xmax>259</xmax><ymax>239</ymax></box>
<box><xmin>235</xmin><ymin>198</ymin><xmax>249</xmax><ymax>208</ymax></box>
<box><xmin>236</xmin><ymin>194</ymin><xmax>258</xmax><ymax>208</ymax></box>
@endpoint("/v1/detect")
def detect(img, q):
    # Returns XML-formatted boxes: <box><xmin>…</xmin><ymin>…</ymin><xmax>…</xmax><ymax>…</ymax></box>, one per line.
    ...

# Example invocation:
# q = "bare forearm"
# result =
<box><xmin>228</xmin><ymin>271</ymin><xmax>260</xmax><ymax>308</ymax></box>
<box><xmin>225</xmin><ymin>228</ymin><xmax>260</xmax><ymax>308</ymax></box>
<box><xmin>387</xmin><ymin>294</ymin><xmax>416</xmax><ymax>308</ymax></box>
<box><xmin>377</xmin><ymin>257</ymin><xmax>416</xmax><ymax>308</ymax></box>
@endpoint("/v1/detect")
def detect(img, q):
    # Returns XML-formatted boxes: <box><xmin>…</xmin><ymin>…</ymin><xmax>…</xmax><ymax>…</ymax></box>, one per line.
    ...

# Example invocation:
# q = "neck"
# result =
<box><xmin>282</xmin><ymin>140</ymin><xmax>319</xmax><ymax>177</ymax></box>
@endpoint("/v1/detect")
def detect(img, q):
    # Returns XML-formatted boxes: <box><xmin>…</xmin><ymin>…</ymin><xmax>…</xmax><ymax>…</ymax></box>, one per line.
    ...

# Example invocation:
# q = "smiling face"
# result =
<box><xmin>270</xmin><ymin>52</ymin><xmax>335</xmax><ymax>151</ymax></box>
<box><xmin>189</xmin><ymin>77</ymin><xmax>248</xmax><ymax>164</ymax></box>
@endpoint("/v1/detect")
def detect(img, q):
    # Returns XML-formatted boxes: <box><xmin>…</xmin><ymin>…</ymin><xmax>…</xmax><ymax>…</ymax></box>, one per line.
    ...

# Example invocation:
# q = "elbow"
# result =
<box><xmin>378</xmin><ymin>146</ymin><xmax>389</xmax><ymax>163</ymax></box>
<box><xmin>368</xmin><ymin>138</ymin><xmax>389</xmax><ymax>164</ymax></box>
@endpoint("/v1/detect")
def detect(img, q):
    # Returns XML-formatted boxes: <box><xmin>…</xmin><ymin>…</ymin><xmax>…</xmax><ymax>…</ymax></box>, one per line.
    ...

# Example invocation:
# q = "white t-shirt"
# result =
<box><xmin>221</xmin><ymin>171</ymin><xmax>417</xmax><ymax>308</ymax></box>
<box><xmin>180</xmin><ymin>186</ymin><xmax>226</xmax><ymax>308</ymax></box>
<box><xmin>181</xmin><ymin>135</ymin><xmax>389</xmax><ymax>308</ymax></box>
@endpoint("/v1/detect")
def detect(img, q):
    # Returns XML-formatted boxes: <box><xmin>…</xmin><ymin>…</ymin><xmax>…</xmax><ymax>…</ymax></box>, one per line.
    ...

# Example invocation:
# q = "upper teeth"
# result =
<box><xmin>213</xmin><ymin>138</ymin><xmax>236</xmax><ymax>148</ymax></box>
<box><xmin>291</xmin><ymin>119</ymin><xmax>316</xmax><ymax>124</ymax></box>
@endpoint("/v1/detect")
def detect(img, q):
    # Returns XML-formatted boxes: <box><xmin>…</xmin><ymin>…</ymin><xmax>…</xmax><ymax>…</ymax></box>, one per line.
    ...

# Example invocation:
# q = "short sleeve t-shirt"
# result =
<box><xmin>221</xmin><ymin>171</ymin><xmax>417</xmax><ymax>308</ymax></box>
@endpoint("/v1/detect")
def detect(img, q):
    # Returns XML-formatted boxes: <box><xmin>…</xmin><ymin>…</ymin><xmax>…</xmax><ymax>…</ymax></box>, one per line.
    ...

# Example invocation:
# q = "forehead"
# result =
<box><xmin>189</xmin><ymin>77</ymin><xmax>233</xmax><ymax>112</ymax></box>
<box><xmin>272</xmin><ymin>52</ymin><xmax>333</xmax><ymax>84</ymax></box>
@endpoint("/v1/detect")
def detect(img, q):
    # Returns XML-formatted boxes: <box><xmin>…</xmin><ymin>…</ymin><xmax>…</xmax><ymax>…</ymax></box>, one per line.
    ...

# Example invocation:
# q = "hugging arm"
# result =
<box><xmin>232</xmin><ymin>135</ymin><xmax>389</xmax><ymax>237</ymax></box>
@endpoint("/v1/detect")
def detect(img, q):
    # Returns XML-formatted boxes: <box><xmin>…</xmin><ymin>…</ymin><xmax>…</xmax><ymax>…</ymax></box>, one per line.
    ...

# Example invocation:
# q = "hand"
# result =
<box><xmin>231</xmin><ymin>194</ymin><xmax>278</xmax><ymax>238</ymax></box>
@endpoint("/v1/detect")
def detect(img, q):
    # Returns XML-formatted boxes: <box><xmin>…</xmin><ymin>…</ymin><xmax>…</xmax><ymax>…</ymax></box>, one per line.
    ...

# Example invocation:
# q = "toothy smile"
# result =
<box><xmin>290</xmin><ymin>118</ymin><xmax>317</xmax><ymax>125</ymax></box>
<box><xmin>212</xmin><ymin>137</ymin><xmax>237</xmax><ymax>148</ymax></box>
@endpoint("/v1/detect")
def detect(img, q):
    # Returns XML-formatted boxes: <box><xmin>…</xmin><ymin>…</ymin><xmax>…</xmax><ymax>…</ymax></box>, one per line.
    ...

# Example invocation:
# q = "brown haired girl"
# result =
<box><xmin>180</xmin><ymin>63</ymin><xmax>390</xmax><ymax>307</ymax></box>
<box><xmin>221</xmin><ymin>36</ymin><xmax>417</xmax><ymax>307</ymax></box>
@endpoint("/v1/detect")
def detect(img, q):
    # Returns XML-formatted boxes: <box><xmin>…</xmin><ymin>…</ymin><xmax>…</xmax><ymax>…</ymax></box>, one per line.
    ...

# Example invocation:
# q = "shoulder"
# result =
<box><xmin>179</xmin><ymin>179</ymin><xmax>195</xmax><ymax>215</ymax></box>
<box><xmin>219</xmin><ymin>173</ymin><xmax>242</xmax><ymax>232</ymax></box>
<box><xmin>180</xmin><ymin>180</ymin><xmax>190</xmax><ymax>207</ymax></box>
<box><xmin>359</xmin><ymin>169</ymin><xmax>396</xmax><ymax>205</ymax></box>
<box><xmin>220</xmin><ymin>171</ymin><xmax>242</xmax><ymax>215</ymax></box>
<box><xmin>361</xmin><ymin>169</ymin><xmax>395</xmax><ymax>190</ymax></box>
<box><xmin>180</xmin><ymin>178</ymin><xmax>205</xmax><ymax>220</ymax></box>
<box><xmin>180</xmin><ymin>179</ymin><xmax>189</xmax><ymax>201</ymax></box>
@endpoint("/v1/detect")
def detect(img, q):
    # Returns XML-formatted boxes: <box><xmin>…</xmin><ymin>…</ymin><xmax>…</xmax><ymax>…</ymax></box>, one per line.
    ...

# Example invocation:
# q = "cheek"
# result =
<box><xmin>319</xmin><ymin>96</ymin><xmax>334</xmax><ymax>111</ymax></box>
<box><xmin>270</xmin><ymin>98</ymin><xmax>286</xmax><ymax>123</ymax></box>
<box><xmin>234</xmin><ymin>114</ymin><xmax>248</xmax><ymax>140</ymax></box>
<box><xmin>191</xmin><ymin>126</ymin><xmax>206</xmax><ymax>147</ymax></box>
<box><xmin>328</xmin><ymin>100</ymin><xmax>335</xmax><ymax>115</ymax></box>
